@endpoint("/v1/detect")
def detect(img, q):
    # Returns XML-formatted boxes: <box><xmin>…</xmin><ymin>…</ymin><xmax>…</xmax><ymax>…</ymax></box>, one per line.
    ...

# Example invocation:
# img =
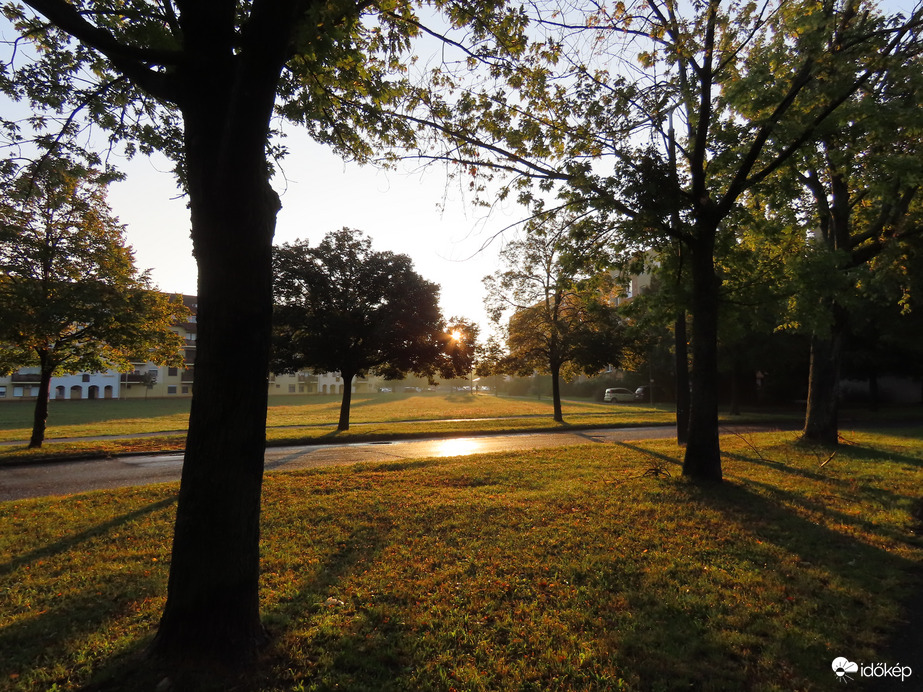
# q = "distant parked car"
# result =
<box><xmin>604</xmin><ymin>387</ymin><xmax>634</xmax><ymax>403</ymax></box>
<box><xmin>634</xmin><ymin>385</ymin><xmax>664</xmax><ymax>402</ymax></box>
<box><xmin>379</xmin><ymin>387</ymin><xmax>392</xmax><ymax>393</ymax></box>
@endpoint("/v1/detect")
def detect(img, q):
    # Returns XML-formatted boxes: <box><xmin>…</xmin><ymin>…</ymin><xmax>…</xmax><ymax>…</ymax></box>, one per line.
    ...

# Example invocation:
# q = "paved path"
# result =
<box><xmin>0</xmin><ymin>424</ymin><xmax>785</xmax><ymax>502</ymax></box>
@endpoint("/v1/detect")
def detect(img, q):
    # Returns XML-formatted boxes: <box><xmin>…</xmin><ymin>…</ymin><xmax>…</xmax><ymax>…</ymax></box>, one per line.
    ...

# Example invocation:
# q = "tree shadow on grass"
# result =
<box><xmin>605</xmin><ymin>481</ymin><xmax>919</xmax><ymax>688</ymax></box>
<box><xmin>0</xmin><ymin>495</ymin><xmax>176</xmax><ymax>577</ymax></box>
<box><xmin>257</xmin><ymin>511</ymin><xmax>404</xmax><ymax>691</ymax></box>
<box><xmin>0</xmin><ymin>497</ymin><xmax>177</xmax><ymax>690</ymax></box>
<box><xmin>603</xmin><ymin>440</ymin><xmax>921</xmax><ymax>687</ymax></box>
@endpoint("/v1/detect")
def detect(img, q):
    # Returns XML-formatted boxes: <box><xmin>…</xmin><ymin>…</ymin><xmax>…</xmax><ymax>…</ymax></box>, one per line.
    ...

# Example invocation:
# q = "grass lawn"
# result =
<box><xmin>1</xmin><ymin>428</ymin><xmax>921</xmax><ymax>690</ymax></box>
<box><xmin>0</xmin><ymin>393</ymin><xmax>703</xmax><ymax>463</ymax></box>
<box><xmin>0</xmin><ymin>392</ymin><xmax>626</xmax><ymax>440</ymax></box>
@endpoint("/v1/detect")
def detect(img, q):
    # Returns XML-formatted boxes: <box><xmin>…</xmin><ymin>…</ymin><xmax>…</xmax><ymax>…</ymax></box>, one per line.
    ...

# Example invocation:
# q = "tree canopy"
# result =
<box><xmin>272</xmin><ymin>228</ymin><xmax>466</xmax><ymax>430</ymax></box>
<box><xmin>413</xmin><ymin>0</ymin><xmax>923</xmax><ymax>479</ymax></box>
<box><xmin>0</xmin><ymin>156</ymin><xmax>186</xmax><ymax>447</ymax></box>
<box><xmin>484</xmin><ymin>214</ymin><xmax>626</xmax><ymax>422</ymax></box>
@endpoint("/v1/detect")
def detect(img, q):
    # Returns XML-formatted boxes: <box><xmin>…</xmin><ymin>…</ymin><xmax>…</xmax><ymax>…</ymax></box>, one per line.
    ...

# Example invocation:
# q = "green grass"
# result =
<box><xmin>0</xmin><ymin>393</ymin><xmax>698</xmax><ymax>463</ymax></box>
<box><xmin>0</xmin><ymin>392</ymin><xmax>630</xmax><ymax>440</ymax></box>
<box><xmin>2</xmin><ymin>428</ymin><xmax>921</xmax><ymax>690</ymax></box>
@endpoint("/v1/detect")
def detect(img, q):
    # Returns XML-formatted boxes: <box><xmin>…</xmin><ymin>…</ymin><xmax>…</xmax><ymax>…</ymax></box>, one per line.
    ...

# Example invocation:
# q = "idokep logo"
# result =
<box><xmin>832</xmin><ymin>657</ymin><xmax>913</xmax><ymax>684</ymax></box>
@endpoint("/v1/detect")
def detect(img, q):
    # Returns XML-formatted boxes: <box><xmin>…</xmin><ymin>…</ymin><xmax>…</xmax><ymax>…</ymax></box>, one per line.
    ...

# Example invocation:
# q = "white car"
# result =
<box><xmin>604</xmin><ymin>387</ymin><xmax>635</xmax><ymax>403</ymax></box>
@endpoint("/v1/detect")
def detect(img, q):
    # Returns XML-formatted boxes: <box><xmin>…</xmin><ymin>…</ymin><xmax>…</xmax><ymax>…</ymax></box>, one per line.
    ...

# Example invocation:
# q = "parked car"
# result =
<box><xmin>604</xmin><ymin>387</ymin><xmax>635</xmax><ymax>403</ymax></box>
<box><xmin>634</xmin><ymin>385</ymin><xmax>664</xmax><ymax>402</ymax></box>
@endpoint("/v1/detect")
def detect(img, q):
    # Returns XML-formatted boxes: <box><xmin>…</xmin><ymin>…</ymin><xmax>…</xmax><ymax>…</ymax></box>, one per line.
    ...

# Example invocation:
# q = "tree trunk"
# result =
<box><xmin>674</xmin><ymin>310</ymin><xmax>690</xmax><ymax>445</ymax></box>
<box><xmin>682</xmin><ymin>230</ymin><xmax>722</xmax><ymax>481</ymax></box>
<box><xmin>28</xmin><ymin>357</ymin><xmax>52</xmax><ymax>449</ymax></box>
<box><xmin>802</xmin><ymin>328</ymin><xmax>843</xmax><ymax>446</ymax></box>
<box><xmin>551</xmin><ymin>361</ymin><xmax>563</xmax><ymax>423</ymax></box>
<box><xmin>150</xmin><ymin>64</ymin><xmax>282</xmax><ymax>665</ymax></box>
<box><xmin>338</xmin><ymin>372</ymin><xmax>355</xmax><ymax>431</ymax></box>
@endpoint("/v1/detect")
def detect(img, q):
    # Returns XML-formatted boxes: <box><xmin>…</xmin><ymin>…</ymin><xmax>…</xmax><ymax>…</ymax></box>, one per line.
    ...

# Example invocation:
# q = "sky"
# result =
<box><xmin>106</xmin><ymin>136</ymin><xmax>521</xmax><ymax>332</ymax></box>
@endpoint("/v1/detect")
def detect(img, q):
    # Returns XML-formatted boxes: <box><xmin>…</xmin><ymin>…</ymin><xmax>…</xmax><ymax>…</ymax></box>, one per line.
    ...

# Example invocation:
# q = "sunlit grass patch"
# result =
<box><xmin>1</xmin><ymin>429</ymin><xmax>920</xmax><ymax>690</ymax></box>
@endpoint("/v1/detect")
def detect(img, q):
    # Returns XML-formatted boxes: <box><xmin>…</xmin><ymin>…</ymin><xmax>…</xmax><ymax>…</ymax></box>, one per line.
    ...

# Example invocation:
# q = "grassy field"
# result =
<box><xmin>0</xmin><ymin>392</ymin><xmax>641</xmax><ymax>439</ymax></box>
<box><xmin>1</xmin><ymin>428</ymin><xmax>921</xmax><ymax>690</ymax></box>
<box><xmin>0</xmin><ymin>393</ymin><xmax>701</xmax><ymax>462</ymax></box>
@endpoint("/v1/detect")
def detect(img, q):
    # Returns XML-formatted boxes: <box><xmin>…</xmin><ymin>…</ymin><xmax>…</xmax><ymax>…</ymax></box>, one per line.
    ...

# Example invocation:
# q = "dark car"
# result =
<box><xmin>634</xmin><ymin>385</ymin><xmax>662</xmax><ymax>402</ymax></box>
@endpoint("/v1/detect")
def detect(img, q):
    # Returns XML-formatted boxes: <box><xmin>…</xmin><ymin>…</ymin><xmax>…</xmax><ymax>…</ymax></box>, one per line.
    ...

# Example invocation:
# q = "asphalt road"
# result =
<box><xmin>0</xmin><ymin>425</ymin><xmax>704</xmax><ymax>501</ymax></box>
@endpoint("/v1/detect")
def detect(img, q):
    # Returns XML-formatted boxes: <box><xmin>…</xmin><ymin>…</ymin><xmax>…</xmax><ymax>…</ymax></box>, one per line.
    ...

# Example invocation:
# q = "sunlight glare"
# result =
<box><xmin>434</xmin><ymin>438</ymin><xmax>482</xmax><ymax>457</ymax></box>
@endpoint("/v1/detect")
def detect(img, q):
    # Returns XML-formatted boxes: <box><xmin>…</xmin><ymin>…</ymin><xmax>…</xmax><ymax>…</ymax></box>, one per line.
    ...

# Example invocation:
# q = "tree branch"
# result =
<box><xmin>23</xmin><ymin>0</ymin><xmax>180</xmax><ymax>102</ymax></box>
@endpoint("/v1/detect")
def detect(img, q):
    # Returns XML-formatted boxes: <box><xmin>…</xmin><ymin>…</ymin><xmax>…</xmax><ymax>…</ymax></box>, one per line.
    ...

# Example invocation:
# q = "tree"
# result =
<box><xmin>1</xmin><ymin>0</ymin><xmax>523</xmax><ymax>664</ymax></box>
<box><xmin>413</xmin><ymin>0</ymin><xmax>923</xmax><ymax>480</ymax></box>
<box><xmin>484</xmin><ymin>215</ymin><xmax>626</xmax><ymax>422</ymax></box>
<box><xmin>0</xmin><ymin>157</ymin><xmax>184</xmax><ymax>448</ymax></box>
<box><xmin>784</xmin><ymin>51</ymin><xmax>923</xmax><ymax>445</ymax></box>
<box><xmin>272</xmin><ymin>228</ymin><xmax>464</xmax><ymax>431</ymax></box>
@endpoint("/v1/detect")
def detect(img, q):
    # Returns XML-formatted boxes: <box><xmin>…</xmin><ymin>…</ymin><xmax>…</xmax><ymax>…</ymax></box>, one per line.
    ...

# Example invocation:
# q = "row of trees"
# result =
<box><xmin>2</xmin><ymin>0</ymin><xmax>919</xmax><ymax>670</ymax></box>
<box><xmin>0</xmin><ymin>166</ymin><xmax>471</xmax><ymax>445</ymax></box>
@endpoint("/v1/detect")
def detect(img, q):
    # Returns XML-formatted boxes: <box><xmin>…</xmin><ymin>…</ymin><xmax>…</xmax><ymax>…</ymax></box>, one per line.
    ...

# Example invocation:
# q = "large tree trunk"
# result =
<box><xmin>550</xmin><ymin>361</ymin><xmax>563</xmax><ymax>423</ymax></box>
<box><xmin>338</xmin><ymin>371</ymin><xmax>355</xmax><ymax>431</ymax></box>
<box><xmin>682</xmin><ymin>230</ymin><xmax>722</xmax><ymax>481</ymax></box>
<box><xmin>150</xmin><ymin>40</ymin><xmax>284</xmax><ymax>664</ymax></box>
<box><xmin>28</xmin><ymin>356</ymin><xmax>52</xmax><ymax>449</ymax></box>
<box><xmin>802</xmin><ymin>328</ymin><xmax>843</xmax><ymax>446</ymax></box>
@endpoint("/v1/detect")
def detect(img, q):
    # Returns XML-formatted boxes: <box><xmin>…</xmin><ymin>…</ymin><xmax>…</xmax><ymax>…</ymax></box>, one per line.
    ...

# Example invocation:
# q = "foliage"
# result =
<box><xmin>272</xmin><ymin>228</ymin><xmax>460</xmax><ymax>383</ymax></box>
<box><xmin>0</xmin><ymin>157</ymin><xmax>183</xmax><ymax>374</ymax></box>
<box><xmin>272</xmin><ymin>229</ymin><xmax>469</xmax><ymax>429</ymax></box>
<box><xmin>0</xmin><ymin>156</ymin><xmax>186</xmax><ymax>445</ymax></box>
<box><xmin>413</xmin><ymin>0</ymin><xmax>923</xmax><ymax>477</ymax></box>
<box><xmin>483</xmin><ymin>214</ymin><xmax>626</xmax><ymax>421</ymax></box>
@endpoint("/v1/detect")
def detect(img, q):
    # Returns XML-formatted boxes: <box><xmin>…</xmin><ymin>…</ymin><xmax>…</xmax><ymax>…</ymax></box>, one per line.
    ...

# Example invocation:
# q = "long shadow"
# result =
<box><xmin>0</xmin><ymin>572</ymin><xmax>166</xmax><ymax>687</ymax></box>
<box><xmin>1</xmin><ymin>496</ymin><xmax>177</xmax><ymax>689</ymax></box>
<box><xmin>0</xmin><ymin>496</ymin><xmax>177</xmax><ymax>577</ymax></box>
<box><xmin>262</xmin><ymin>512</ymin><xmax>401</xmax><ymax>690</ymax></box>
<box><xmin>835</xmin><ymin>443</ymin><xmax>923</xmax><ymax>468</ymax></box>
<box><xmin>607</xmin><ymin>481</ymin><xmax>919</xmax><ymax>687</ymax></box>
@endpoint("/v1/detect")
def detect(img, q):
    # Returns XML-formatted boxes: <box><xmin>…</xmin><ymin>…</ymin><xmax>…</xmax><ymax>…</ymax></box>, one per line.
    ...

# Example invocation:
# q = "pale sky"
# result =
<box><xmin>106</xmin><ymin>137</ymin><xmax>525</xmax><ymax>332</ymax></box>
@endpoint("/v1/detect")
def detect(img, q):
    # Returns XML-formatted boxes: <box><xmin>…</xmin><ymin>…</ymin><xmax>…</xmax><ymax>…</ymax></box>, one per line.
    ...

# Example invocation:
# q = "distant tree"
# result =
<box><xmin>0</xmin><ymin>158</ymin><xmax>186</xmax><ymax>447</ymax></box>
<box><xmin>484</xmin><ymin>216</ymin><xmax>626</xmax><ymax>422</ymax></box>
<box><xmin>443</xmin><ymin>316</ymin><xmax>480</xmax><ymax>383</ymax></box>
<box><xmin>272</xmin><ymin>229</ymin><xmax>465</xmax><ymax>431</ymax></box>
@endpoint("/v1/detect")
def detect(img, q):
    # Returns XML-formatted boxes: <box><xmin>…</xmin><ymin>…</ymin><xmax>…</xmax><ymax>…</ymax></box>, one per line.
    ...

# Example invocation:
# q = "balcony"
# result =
<box><xmin>181</xmin><ymin>368</ymin><xmax>195</xmax><ymax>383</ymax></box>
<box><xmin>120</xmin><ymin>373</ymin><xmax>145</xmax><ymax>383</ymax></box>
<box><xmin>11</xmin><ymin>373</ymin><xmax>40</xmax><ymax>383</ymax></box>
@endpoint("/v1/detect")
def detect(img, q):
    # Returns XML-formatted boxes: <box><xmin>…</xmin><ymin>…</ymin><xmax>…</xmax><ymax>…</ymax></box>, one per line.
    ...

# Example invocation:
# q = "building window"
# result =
<box><xmin>13</xmin><ymin>386</ymin><xmax>24</xmax><ymax>397</ymax></box>
<box><xmin>0</xmin><ymin>386</ymin><xmax>5</xmax><ymax>397</ymax></box>
<box><xmin>168</xmin><ymin>367</ymin><xmax>178</xmax><ymax>376</ymax></box>
<box><xmin>182</xmin><ymin>386</ymin><xmax>189</xmax><ymax>395</ymax></box>
<box><xmin>82</xmin><ymin>374</ymin><xmax>90</xmax><ymax>382</ymax></box>
<box><xmin>288</xmin><ymin>384</ymin><xmax>296</xmax><ymax>393</ymax></box>
<box><xmin>167</xmin><ymin>385</ymin><xmax>177</xmax><ymax>394</ymax></box>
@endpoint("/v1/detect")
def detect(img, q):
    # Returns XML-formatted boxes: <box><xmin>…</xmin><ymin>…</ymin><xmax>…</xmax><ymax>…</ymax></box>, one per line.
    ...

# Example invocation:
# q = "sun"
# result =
<box><xmin>450</xmin><ymin>329</ymin><xmax>463</xmax><ymax>342</ymax></box>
